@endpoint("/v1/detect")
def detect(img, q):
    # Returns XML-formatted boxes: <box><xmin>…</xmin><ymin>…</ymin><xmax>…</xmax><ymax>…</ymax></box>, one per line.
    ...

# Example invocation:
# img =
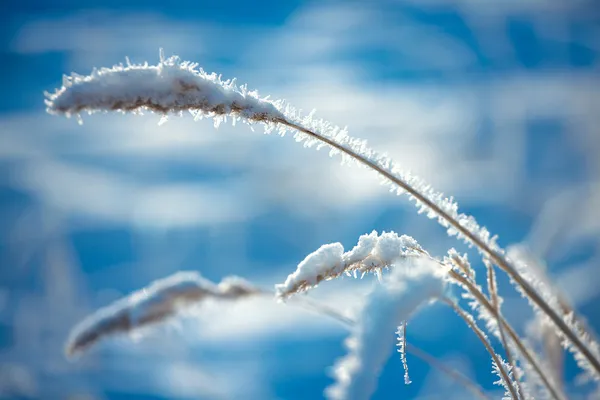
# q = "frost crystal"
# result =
<box><xmin>396</xmin><ymin>322</ymin><xmax>412</xmax><ymax>385</ymax></box>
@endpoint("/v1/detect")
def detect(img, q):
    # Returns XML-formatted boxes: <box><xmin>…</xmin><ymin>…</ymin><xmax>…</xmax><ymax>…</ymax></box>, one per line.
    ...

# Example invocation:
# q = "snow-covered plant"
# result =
<box><xmin>48</xmin><ymin>51</ymin><xmax>600</xmax><ymax>399</ymax></box>
<box><xmin>325</xmin><ymin>257</ymin><xmax>445</xmax><ymax>400</ymax></box>
<box><xmin>65</xmin><ymin>271</ymin><xmax>261</xmax><ymax>358</ymax></box>
<box><xmin>275</xmin><ymin>230</ymin><xmax>422</xmax><ymax>298</ymax></box>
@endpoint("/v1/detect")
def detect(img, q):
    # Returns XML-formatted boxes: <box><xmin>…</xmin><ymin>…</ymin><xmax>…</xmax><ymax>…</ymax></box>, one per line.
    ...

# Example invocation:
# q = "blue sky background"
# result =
<box><xmin>1</xmin><ymin>0</ymin><xmax>600</xmax><ymax>399</ymax></box>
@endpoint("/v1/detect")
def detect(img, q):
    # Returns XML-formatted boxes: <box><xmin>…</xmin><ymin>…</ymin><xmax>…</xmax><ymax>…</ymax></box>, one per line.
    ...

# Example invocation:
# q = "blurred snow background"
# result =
<box><xmin>1</xmin><ymin>0</ymin><xmax>599</xmax><ymax>398</ymax></box>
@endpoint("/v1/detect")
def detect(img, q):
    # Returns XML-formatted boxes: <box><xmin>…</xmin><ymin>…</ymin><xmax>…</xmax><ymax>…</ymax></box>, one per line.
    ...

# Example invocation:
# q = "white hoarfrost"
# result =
<box><xmin>65</xmin><ymin>271</ymin><xmax>259</xmax><ymax>358</ymax></box>
<box><xmin>275</xmin><ymin>231</ymin><xmax>423</xmax><ymax>298</ymax></box>
<box><xmin>45</xmin><ymin>50</ymin><xmax>285</xmax><ymax>127</ymax></box>
<box><xmin>325</xmin><ymin>258</ymin><xmax>446</xmax><ymax>400</ymax></box>
<box><xmin>507</xmin><ymin>245</ymin><xmax>600</xmax><ymax>384</ymax></box>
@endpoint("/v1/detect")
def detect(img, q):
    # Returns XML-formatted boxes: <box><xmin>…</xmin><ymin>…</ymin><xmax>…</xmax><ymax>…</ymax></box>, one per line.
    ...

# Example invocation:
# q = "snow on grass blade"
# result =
<box><xmin>275</xmin><ymin>231</ymin><xmax>423</xmax><ymax>298</ymax></box>
<box><xmin>65</xmin><ymin>271</ymin><xmax>259</xmax><ymax>358</ymax></box>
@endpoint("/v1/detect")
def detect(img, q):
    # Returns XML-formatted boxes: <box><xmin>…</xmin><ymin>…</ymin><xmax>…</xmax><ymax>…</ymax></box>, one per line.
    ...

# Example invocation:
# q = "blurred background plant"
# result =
<box><xmin>1</xmin><ymin>0</ymin><xmax>600</xmax><ymax>399</ymax></box>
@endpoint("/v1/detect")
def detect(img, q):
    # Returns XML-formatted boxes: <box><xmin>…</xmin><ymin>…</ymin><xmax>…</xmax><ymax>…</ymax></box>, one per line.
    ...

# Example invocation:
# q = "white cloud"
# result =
<box><xmin>400</xmin><ymin>0</ymin><xmax>588</xmax><ymax>15</ymax></box>
<box><xmin>11</xmin><ymin>11</ymin><xmax>206</xmax><ymax>58</ymax></box>
<box><xmin>12</xmin><ymin>158</ymin><xmax>255</xmax><ymax>228</ymax></box>
<box><xmin>160</xmin><ymin>361</ymin><xmax>266</xmax><ymax>400</ymax></box>
<box><xmin>0</xmin><ymin>363</ymin><xmax>38</xmax><ymax>399</ymax></box>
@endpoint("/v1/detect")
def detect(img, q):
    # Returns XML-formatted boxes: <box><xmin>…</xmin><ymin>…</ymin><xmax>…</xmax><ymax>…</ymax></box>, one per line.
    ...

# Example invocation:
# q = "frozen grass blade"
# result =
<box><xmin>410</xmin><ymin>246</ymin><xmax>563</xmax><ymax>399</ymax></box>
<box><xmin>278</xmin><ymin>111</ymin><xmax>600</xmax><ymax>380</ymax></box>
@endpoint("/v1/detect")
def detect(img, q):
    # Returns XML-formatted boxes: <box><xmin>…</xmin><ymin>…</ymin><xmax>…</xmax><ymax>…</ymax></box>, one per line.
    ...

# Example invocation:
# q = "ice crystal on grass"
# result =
<box><xmin>507</xmin><ymin>246</ymin><xmax>600</xmax><ymax>384</ymax></box>
<box><xmin>396</xmin><ymin>322</ymin><xmax>412</xmax><ymax>385</ymax></box>
<box><xmin>492</xmin><ymin>357</ymin><xmax>517</xmax><ymax>400</ymax></box>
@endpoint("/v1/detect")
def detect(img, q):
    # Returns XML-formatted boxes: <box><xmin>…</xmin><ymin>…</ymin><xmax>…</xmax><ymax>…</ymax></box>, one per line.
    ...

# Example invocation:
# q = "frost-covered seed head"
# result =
<box><xmin>45</xmin><ymin>51</ymin><xmax>285</xmax><ymax>126</ymax></box>
<box><xmin>65</xmin><ymin>271</ymin><xmax>260</xmax><ymax>358</ymax></box>
<box><xmin>276</xmin><ymin>231</ymin><xmax>428</xmax><ymax>298</ymax></box>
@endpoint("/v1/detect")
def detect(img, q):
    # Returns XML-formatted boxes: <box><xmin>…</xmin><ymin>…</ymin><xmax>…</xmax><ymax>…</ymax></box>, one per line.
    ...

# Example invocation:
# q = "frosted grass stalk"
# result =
<box><xmin>276</xmin><ymin>231</ymin><xmax>422</xmax><ymax>298</ymax></box>
<box><xmin>45</xmin><ymin>52</ymin><xmax>600</xmax><ymax>379</ymax></box>
<box><xmin>508</xmin><ymin>246</ymin><xmax>600</xmax><ymax>384</ymax></box>
<box><xmin>448</xmin><ymin>270</ymin><xmax>564</xmax><ymax>400</ymax></box>
<box><xmin>492</xmin><ymin>357</ymin><xmax>519</xmax><ymax>400</ymax></box>
<box><xmin>444</xmin><ymin>299</ymin><xmax>518</xmax><ymax>400</ymax></box>
<box><xmin>486</xmin><ymin>259</ymin><xmax>524</xmax><ymax>400</ymax></box>
<box><xmin>68</xmin><ymin>267</ymin><xmax>488</xmax><ymax>399</ymax></box>
<box><xmin>65</xmin><ymin>271</ymin><xmax>259</xmax><ymax>358</ymax></box>
<box><xmin>431</xmin><ymin>249</ymin><xmax>559</xmax><ymax>399</ymax></box>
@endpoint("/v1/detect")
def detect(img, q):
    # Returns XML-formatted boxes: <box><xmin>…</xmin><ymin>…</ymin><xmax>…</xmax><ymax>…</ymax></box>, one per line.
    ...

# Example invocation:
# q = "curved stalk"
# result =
<box><xmin>485</xmin><ymin>259</ymin><xmax>523</xmax><ymax>400</ymax></box>
<box><xmin>278</xmin><ymin>117</ymin><xmax>600</xmax><ymax>378</ymax></box>
<box><xmin>407</xmin><ymin>248</ymin><xmax>562</xmax><ymax>399</ymax></box>
<box><xmin>449</xmin><ymin>270</ymin><xmax>565</xmax><ymax>400</ymax></box>
<box><xmin>443</xmin><ymin>298</ymin><xmax>518</xmax><ymax>400</ymax></box>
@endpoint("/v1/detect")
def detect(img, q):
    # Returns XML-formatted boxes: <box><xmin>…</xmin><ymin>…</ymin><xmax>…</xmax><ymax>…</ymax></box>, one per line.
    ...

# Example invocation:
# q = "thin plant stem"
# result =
<box><xmin>449</xmin><ymin>270</ymin><xmax>565</xmax><ymax>400</ymax></box>
<box><xmin>485</xmin><ymin>259</ymin><xmax>524</xmax><ymax>400</ymax></box>
<box><xmin>277</xmin><ymin>117</ymin><xmax>600</xmax><ymax>378</ymax></box>
<box><xmin>443</xmin><ymin>298</ymin><xmax>518</xmax><ymax>400</ymax></box>
<box><xmin>288</xmin><ymin>292</ymin><xmax>491</xmax><ymax>400</ymax></box>
<box><xmin>405</xmin><ymin>244</ymin><xmax>561</xmax><ymax>399</ymax></box>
